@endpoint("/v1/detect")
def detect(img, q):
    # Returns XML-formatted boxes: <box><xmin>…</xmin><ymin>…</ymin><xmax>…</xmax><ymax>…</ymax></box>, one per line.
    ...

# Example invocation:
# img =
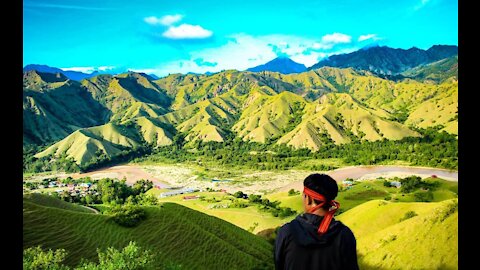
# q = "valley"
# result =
<box><xmin>22</xmin><ymin>43</ymin><xmax>459</xmax><ymax>269</ymax></box>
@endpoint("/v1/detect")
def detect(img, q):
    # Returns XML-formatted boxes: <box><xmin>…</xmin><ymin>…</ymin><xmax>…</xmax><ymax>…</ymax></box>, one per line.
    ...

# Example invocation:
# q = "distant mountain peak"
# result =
<box><xmin>247</xmin><ymin>57</ymin><xmax>307</xmax><ymax>74</ymax></box>
<box><xmin>23</xmin><ymin>70</ymin><xmax>68</xmax><ymax>84</ymax></box>
<box><xmin>23</xmin><ymin>64</ymin><xmax>120</xmax><ymax>81</ymax></box>
<box><xmin>309</xmin><ymin>45</ymin><xmax>458</xmax><ymax>75</ymax></box>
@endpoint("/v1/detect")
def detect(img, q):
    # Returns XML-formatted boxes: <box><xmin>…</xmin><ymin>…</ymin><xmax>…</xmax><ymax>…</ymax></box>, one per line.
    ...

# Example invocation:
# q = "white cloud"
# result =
<box><xmin>144</xmin><ymin>16</ymin><xmax>162</xmax><ymax>25</ymax></box>
<box><xmin>97</xmin><ymin>66</ymin><xmax>115</xmax><ymax>71</ymax></box>
<box><xmin>321</xmin><ymin>33</ymin><xmax>352</xmax><ymax>44</ymax></box>
<box><xmin>60</xmin><ymin>66</ymin><xmax>115</xmax><ymax>73</ymax></box>
<box><xmin>358</xmin><ymin>34</ymin><xmax>381</xmax><ymax>42</ymax></box>
<box><xmin>144</xmin><ymin>14</ymin><xmax>183</xmax><ymax>26</ymax></box>
<box><xmin>146</xmin><ymin>33</ymin><xmax>362</xmax><ymax>76</ymax></box>
<box><xmin>60</xmin><ymin>67</ymin><xmax>95</xmax><ymax>73</ymax></box>
<box><xmin>159</xmin><ymin>14</ymin><xmax>183</xmax><ymax>25</ymax></box>
<box><xmin>162</xmin><ymin>24</ymin><xmax>213</xmax><ymax>39</ymax></box>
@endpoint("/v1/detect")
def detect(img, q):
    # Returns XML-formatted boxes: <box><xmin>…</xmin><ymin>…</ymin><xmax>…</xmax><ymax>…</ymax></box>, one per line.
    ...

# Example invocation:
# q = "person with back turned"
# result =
<box><xmin>274</xmin><ymin>173</ymin><xmax>359</xmax><ymax>270</ymax></box>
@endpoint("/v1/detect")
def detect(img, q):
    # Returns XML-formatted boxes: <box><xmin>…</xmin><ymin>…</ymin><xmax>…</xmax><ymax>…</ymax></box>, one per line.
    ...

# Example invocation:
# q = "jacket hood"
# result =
<box><xmin>289</xmin><ymin>213</ymin><xmax>345</xmax><ymax>247</ymax></box>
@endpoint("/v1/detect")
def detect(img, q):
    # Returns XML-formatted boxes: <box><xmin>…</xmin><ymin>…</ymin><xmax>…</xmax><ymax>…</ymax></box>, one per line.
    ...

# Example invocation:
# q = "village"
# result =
<box><xmin>22</xmin><ymin>176</ymin><xmax>233</xmax><ymax>202</ymax></box>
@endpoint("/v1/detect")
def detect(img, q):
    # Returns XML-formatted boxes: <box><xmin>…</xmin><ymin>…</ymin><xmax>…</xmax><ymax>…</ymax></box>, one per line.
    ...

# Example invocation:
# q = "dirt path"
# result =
<box><xmin>80</xmin><ymin>205</ymin><xmax>100</xmax><ymax>214</ymax></box>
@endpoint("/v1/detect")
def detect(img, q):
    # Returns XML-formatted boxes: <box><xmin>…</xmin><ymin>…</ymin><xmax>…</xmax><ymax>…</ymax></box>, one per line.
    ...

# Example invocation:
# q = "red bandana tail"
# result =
<box><xmin>303</xmin><ymin>187</ymin><xmax>340</xmax><ymax>235</ymax></box>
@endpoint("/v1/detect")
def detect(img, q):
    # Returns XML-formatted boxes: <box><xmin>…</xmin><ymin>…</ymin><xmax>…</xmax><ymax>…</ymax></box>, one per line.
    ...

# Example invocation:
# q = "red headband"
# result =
<box><xmin>303</xmin><ymin>186</ymin><xmax>340</xmax><ymax>235</ymax></box>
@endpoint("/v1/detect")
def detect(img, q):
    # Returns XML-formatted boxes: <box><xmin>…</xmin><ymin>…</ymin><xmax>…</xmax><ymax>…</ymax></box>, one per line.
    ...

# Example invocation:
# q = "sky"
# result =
<box><xmin>23</xmin><ymin>0</ymin><xmax>458</xmax><ymax>77</ymax></box>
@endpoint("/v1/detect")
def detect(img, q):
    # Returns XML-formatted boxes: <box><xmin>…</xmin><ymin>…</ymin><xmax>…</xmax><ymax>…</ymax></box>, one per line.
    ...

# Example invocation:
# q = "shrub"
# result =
<box><xmin>108</xmin><ymin>204</ymin><xmax>147</xmax><ymax>227</ymax></box>
<box><xmin>23</xmin><ymin>246</ymin><xmax>69</xmax><ymax>270</ymax></box>
<box><xmin>400</xmin><ymin>211</ymin><xmax>418</xmax><ymax>221</ymax></box>
<box><xmin>414</xmin><ymin>191</ymin><xmax>434</xmax><ymax>202</ymax></box>
<box><xmin>233</xmin><ymin>191</ymin><xmax>245</xmax><ymax>198</ymax></box>
<box><xmin>79</xmin><ymin>241</ymin><xmax>155</xmax><ymax>269</ymax></box>
<box><xmin>288</xmin><ymin>189</ymin><xmax>300</xmax><ymax>196</ymax></box>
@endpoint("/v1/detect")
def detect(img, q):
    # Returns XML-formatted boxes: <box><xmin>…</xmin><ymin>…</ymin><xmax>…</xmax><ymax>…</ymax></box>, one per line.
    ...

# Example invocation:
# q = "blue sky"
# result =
<box><xmin>23</xmin><ymin>0</ymin><xmax>458</xmax><ymax>77</ymax></box>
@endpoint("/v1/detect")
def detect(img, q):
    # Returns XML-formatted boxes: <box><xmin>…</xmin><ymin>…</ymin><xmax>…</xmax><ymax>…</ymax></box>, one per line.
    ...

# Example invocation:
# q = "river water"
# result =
<box><xmin>327</xmin><ymin>165</ymin><xmax>458</xmax><ymax>182</ymax></box>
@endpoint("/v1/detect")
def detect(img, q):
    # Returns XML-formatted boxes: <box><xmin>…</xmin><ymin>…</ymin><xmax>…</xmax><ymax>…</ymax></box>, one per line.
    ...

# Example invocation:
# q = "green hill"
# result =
<box><xmin>23</xmin><ymin>194</ymin><xmax>274</xmax><ymax>269</ymax></box>
<box><xmin>337</xmin><ymin>199</ymin><xmax>458</xmax><ymax>269</ymax></box>
<box><xmin>26</xmin><ymin>67</ymin><xmax>458</xmax><ymax>168</ymax></box>
<box><xmin>23</xmin><ymin>193</ymin><xmax>95</xmax><ymax>214</ymax></box>
<box><xmin>277</xmin><ymin>93</ymin><xmax>419</xmax><ymax>151</ymax></box>
<box><xmin>233</xmin><ymin>91</ymin><xmax>307</xmax><ymax>143</ymax></box>
<box><xmin>401</xmin><ymin>56</ymin><xmax>458</xmax><ymax>83</ymax></box>
<box><xmin>23</xmin><ymin>70</ymin><xmax>110</xmax><ymax>145</ymax></box>
<box><xmin>34</xmin><ymin>123</ymin><xmax>144</xmax><ymax>166</ymax></box>
<box><xmin>81</xmin><ymin>72</ymin><xmax>171</xmax><ymax>123</ymax></box>
<box><xmin>405</xmin><ymin>81</ymin><xmax>458</xmax><ymax>135</ymax></box>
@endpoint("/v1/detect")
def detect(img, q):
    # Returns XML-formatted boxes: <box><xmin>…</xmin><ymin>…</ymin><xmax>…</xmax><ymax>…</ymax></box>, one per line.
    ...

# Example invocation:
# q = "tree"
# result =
<box><xmin>233</xmin><ymin>191</ymin><xmax>245</xmax><ymax>198</ymax></box>
<box><xmin>78</xmin><ymin>241</ymin><xmax>155</xmax><ymax>270</ymax></box>
<box><xmin>23</xmin><ymin>246</ymin><xmax>69</xmax><ymax>270</ymax></box>
<box><xmin>108</xmin><ymin>204</ymin><xmax>147</xmax><ymax>227</ymax></box>
<box><xmin>288</xmin><ymin>189</ymin><xmax>299</xmax><ymax>196</ymax></box>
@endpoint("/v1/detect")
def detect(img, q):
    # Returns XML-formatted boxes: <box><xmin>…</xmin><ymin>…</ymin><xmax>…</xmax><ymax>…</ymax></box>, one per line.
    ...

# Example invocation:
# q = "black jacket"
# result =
<box><xmin>274</xmin><ymin>213</ymin><xmax>359</xmax><ymax>270</ymax></box>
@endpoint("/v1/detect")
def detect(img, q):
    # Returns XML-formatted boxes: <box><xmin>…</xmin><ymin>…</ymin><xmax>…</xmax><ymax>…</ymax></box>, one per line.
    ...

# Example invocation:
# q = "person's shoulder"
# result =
<box><xmin>277</xmin><ymin>215</ymin><xmax>301</xmax><ymax>235</ymax></box>
<box><xmin>334</xmin><ymin>220</ymin><xmax>356</xmax><ymax>237</ymax></box>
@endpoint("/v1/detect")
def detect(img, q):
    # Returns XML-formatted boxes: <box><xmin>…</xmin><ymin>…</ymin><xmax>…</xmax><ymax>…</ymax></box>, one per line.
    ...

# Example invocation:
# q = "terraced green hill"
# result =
<box><xmin>337</xmin><ymin>199</ymin><xmax>458</xmax><ymax>269</ymax></box>
<box><xmin>23</xmin><ymin>194</ymin><xmax>274</xmax><ymax>269</ymax></box>
<box><xmin>23</xmin><ymin>193</ymin><xmax>94</xmax><ymax>213</ymax></box>
<box><xmin>402</xmin><ymin>56</ymin><xmax>458</xmax><ymax>83</ymax></box>
<box><xmin>34</xmin><ymin>123</ymin><xmax>144</xmax><ymax>165</ymax></box>
<box><xmin>23</xmin><ymin>70</ymin><xmax>110</xmax><ymax>145</ymax></box>
<box><xmin>81</xmin><ymin>72</ymin><xmax>171</xmax><ymax>123</ymax></box>
<box><xmin>26</xmin><ymin>66</ymin><xmax>457</xmax><ymax>168</ymax></box>
<box><xmin>277</xmin><ymin>93</ymin><xmax>419</xmax><ymax>150</ymax></box>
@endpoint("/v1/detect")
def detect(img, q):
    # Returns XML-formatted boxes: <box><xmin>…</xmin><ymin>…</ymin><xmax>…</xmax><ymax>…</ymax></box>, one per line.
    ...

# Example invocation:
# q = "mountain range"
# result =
<box><xmin>308</xmin><ymin>45</ymin><xmax>458</xmax><ymax>75</ymax></box>
<box><xmin>24</xmin><ymin>45</ymin><xmax>458</xmax><ymax>167</ymax></box>
<box><xmin>23</xmin><ymin>64</ymin><xmax>103</xmax><ymax>81</ymax></box>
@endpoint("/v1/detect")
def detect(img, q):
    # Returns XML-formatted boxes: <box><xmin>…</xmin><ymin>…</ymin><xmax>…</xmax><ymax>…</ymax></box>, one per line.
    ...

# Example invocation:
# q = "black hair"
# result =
<box><xmin>303</xmin><ymin>173</ymin><xmax>338</xmax><ymax>210</ymax></box>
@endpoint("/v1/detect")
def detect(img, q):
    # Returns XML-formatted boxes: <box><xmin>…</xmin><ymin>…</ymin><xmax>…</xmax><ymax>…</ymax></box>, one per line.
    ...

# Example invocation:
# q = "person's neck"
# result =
<box><xmin>308</xmin><ymin>208</ymin><xmax>326</xmax><ymax>216</ymax></box>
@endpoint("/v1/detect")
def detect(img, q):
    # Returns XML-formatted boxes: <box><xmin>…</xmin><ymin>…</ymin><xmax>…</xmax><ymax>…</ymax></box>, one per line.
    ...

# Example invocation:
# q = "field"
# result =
<box><xmin>154</xmin><ymin>191</ymin><xmax>295</xmax><ymax>234</ymax></box>
<box><xmin>23</xmin><ymin>187</ymin><xmax>458</xmax><ymax>269</ymax></box>
<box><xmin>23</xmin><ymin>194</ymin><xmax>274</xmax><ymax>269</ymax></box>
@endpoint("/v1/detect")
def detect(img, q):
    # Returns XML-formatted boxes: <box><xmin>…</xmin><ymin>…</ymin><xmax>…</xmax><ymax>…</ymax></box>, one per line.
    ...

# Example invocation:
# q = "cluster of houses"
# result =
<box><xmin>25</xmin><ymin>179</ymin><xmax>100</xmax><ymax>198</ymax></box>
<box><xmin>63</xmin><ymin>182</ymin><xmax>100</xmax><ymax>197</ymax></box>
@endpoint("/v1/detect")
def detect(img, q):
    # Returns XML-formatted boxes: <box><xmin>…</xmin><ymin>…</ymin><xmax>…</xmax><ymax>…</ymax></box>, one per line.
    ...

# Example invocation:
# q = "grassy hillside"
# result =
<box><xmin>23</xmin><ymin>193</ymin><xmax>94</xmax><ymax>213</ymax></box>
<box><xmin>34</xmin><ymin>123</ymin><xmax>143</xmax><ymax>166</ymax></box>
<box><xmin>268</xmin><ymin>177</ymin><xmax>457</xmax><ymax>214</ymax></box>
<box><xmin>26</xmin><ymin>67</ymin><xmax>458</xmax><ymax>170</ymax></box>
<box><xmin>23</xmin><ymin>194</ymin><xmax>274</xmax><ymax>269</ymax></box>
<box><xmin>81</xmin><ymin>72</ymin><xmax>171</xmax><ymax>123</ymax></box>
<box><xmin>23</xmin><ymin>70</ymin><xmax>110</xmax><ymax>145</ymax></box>
<box><xmin>405</xmin><ymin>81</ymin><xmax>458</xmax><ymax>135</ymax></box>
<box><xmin>277</xmin><ymin>93</ymin><xmax>419</xmax><ymax>151</ymax></box>
<box><xmin>155</xmin><ymin>191</ymin><xmax>295</xmax><ymax>234</ymax></box>
<box><xmin>233</xmin><ymin>91</ymin><xmax>307</xmax><ymax>143</ymax></box>
<box><xmin>401</xmin><ymin>56</ymin><xmax>458</xmax><ymax>83</ymax></box>
<box><xmin>337</xmin><ymin>199</ymin><xmax>458</xmax><ymax>269</ymax></box>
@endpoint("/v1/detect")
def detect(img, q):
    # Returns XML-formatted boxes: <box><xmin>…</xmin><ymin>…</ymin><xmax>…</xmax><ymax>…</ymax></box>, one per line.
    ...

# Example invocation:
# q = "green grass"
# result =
<box><xmin>264</xmin><ymin>192</ymin><xmax>303</xmax><ymax>213</ymax></box>
<box><xmin>156</xmin><ymin>191</ymin><xmax>295</xmax><ymax>234</ymax></box>
<box><xmin>267</xmin><ymin>177</ymin><xmax>457</xmax><ymax>215</ymax></box>
<box><xmin>337</xmin><ymin>199</ymin><xmax>458</xmax><ymax>269</ymax></box>
<box><xmin>24</xmin><ymin>194</ymin><xmax>274</xmax><ymax>269</ymax></box>
<box><xmin>23</xmin><ymin>193</ymin><xmax>94</xmax><ymax>214</ymax></box>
